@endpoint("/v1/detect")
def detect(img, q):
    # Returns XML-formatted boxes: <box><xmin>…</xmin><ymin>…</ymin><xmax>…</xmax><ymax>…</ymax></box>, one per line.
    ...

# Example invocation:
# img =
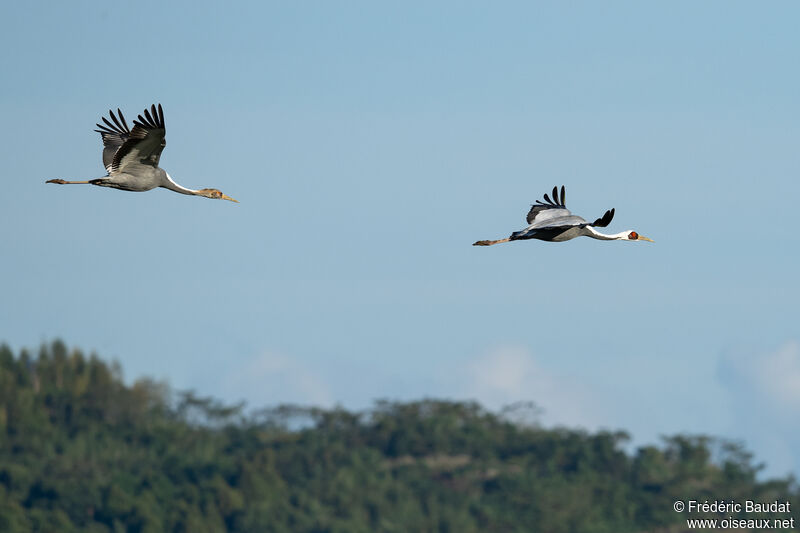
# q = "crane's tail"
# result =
<box><xmin>473</xmin><ymin>238</ymin><xmax>511</xmax><ymax>246</ymax></box>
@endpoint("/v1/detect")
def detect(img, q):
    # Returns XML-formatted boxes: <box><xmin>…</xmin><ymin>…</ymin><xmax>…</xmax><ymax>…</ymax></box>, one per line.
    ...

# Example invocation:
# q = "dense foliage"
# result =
<box><xmin>0</xmin><ymin>341</ymin><xmax>797</xmax><ymax>532</ymax></box>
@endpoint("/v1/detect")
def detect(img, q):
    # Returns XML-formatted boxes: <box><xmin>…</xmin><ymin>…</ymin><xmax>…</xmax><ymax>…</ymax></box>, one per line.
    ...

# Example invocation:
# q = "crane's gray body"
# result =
<box><xmin>90</xmin><ymin>167</ymin><xmax>167</xmax><ymax>192</ymax></box>
<box><xmin>512</xmin><ymin>222</ymin><xmax>599</xmax><ymax>242</ymax></box>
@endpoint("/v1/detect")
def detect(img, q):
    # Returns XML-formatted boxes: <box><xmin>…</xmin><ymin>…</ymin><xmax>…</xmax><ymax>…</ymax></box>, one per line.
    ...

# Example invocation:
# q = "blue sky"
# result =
<box><xmin>1</xmin><ymin>2</ymin><xmax>799</xmax><ymax>476</ymax></box>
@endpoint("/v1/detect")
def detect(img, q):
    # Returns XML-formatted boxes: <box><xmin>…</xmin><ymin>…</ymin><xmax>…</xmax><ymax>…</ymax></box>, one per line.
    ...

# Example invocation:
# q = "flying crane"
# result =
<box><xmin>473</xmin><ymin>186</ymin><xmax>652</xmax><ymax>246</ymax></box>
<box><xmin>47</xmin><ymin>104</ymin><xmax>237</xmax><ymax>202</ymax></box>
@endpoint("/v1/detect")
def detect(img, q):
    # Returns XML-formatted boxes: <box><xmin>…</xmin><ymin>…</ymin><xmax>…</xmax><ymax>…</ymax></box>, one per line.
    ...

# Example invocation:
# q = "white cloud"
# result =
<box><xmin>751</xmin><ymin>341</ymin><xmax>800</xmax><ymax>409</ymax></box>
<box><xmin>719</xmin><ymin>341</ymin><xmax>800</xmax><ymax>414</ymax></box>
<box><xmin>459</xmin><ymin>345</ymin><xmax>611</xmax><ymax>430</ymax></box>
<box><xmin>221</xmin><ymin>351</ymin><xmax>334</xmax><ymax>408</ymax></box>
<box><xmin>718</xmin><ymin>340</ymin><xmax>800</xmax><ymax>476</ymax></box>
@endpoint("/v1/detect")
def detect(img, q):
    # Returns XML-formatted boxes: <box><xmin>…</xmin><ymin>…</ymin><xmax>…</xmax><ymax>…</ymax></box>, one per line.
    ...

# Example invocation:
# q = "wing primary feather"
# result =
<box><xmin>109</xmin><ymin>109</ymin><xmax>124</xmax><ymax>131</ymax></box>
<box><xmin>109</xmin><ymin>111</ymin><xmax>122</xmax><ymax>131</ymax></box>
<box><xmin>560</xmin><ymin>185</ymin><xmax>565</xmax><ymax>206</ymax></box>
<box><xmin>118</xmin><ymin>109</ymin><xmax>130</xmax><ymax>131</ymax></box>
<box><xmin>135</xmin><ymin>111</ymin><xmax>152</xmax><ymax>129</ymax></box>
<box><xmin>589</xmin><ymin>209</ymin><xmax>611</xmax><ymax>227</ymax></box>
<box><xmin>97</xmin><ymin>110</ymin><xmax>129</xmax><ymax>135</ymax></box>
<box><xmin>543</xmin><ymin>193</ymin><xmax>552</xmax><ymax>204</ymax></box>
<box><xmin>150</xmin><ymin>104</ymin><xmax>160</xmax><ymax>127</ymax></box>
<box><xmin>552</xmin><ymin>186</ymin><xmax>558</xmax><ymax>205</ymax></box>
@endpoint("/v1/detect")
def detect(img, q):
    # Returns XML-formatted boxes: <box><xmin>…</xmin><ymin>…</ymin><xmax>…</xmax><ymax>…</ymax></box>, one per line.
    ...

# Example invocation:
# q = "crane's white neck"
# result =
<box><xmin>586</xmin><ymin>227</ymin><xmax>631</xmax><ymax>241</ymax></box>
<box><xmin>162</xmin><ymin>172</ymin><xmax>200</xmax><ymax>196</ymax></box>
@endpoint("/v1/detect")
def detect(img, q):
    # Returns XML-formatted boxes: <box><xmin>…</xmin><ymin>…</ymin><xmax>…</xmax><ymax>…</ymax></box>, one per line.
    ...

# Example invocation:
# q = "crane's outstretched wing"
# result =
<box><xmin>95</xmin><ymin>109</ymin><xmax>131</xmax><ymax>172</ymax></box>
<box><xmin>526</xmin><ymin>185</ymin><xmax>568</xmax><ymax>224</ymax></box>
<box><xmin>110</xmin><ymin>104</ymin><xmax>166</xmax><ymax>175</ymax></box>
<box><xmin>524</xmin><ymin>185</ymin><xmax>587</xmax><ymax>229</ymax></box>
<box><xmin>523</xmin><ymin>185</ymin><xmax>615</xmax><ymax>230</ymax></box>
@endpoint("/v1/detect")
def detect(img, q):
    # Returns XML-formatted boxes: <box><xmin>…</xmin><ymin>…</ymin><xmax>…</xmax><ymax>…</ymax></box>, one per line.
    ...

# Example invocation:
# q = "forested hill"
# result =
<box><xmin>0</xmin><ymin>342</ymin><xmax>797</xmax><ymax>532</ymax></box>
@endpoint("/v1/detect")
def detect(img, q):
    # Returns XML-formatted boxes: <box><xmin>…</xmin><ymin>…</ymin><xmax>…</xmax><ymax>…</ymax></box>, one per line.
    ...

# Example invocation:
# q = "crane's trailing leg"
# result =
<box><xmin>46</xmin><ymin>179</ymin><xmax>92</xmax><ymax>184</ymax></box>
<box><xmin>473</xmin><ymin>238</ymin><xmax>511</xmax><ymax>246</ymax></box>
<box><xmin>47</xmin><ymin>178</ymin><xmax>115</xmax><ymax>186</ymax></box>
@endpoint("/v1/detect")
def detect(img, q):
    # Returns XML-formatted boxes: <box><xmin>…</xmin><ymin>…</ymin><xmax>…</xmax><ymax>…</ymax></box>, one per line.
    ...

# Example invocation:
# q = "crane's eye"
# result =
<box><xmin>628</xmin><ymin>231</ymin><xmax>638</xmax><ymax>240</ymax></box>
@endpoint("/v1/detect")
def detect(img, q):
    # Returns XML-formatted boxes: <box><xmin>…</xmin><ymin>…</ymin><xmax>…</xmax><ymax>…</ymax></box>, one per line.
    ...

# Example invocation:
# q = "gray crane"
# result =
<box><xmin>473</xmin><ymin>185</ymin><xmax>652</xmax><ymax>246</ymax></box>
<box><xmin>47</xmin><ymin>104</ymin><xmax>237</xmax><ymax>202</ymax></box>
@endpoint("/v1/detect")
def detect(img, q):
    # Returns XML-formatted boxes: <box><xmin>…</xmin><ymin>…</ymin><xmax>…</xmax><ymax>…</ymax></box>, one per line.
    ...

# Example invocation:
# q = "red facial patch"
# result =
<box><xmin>628</xmin><ymin>232</ymin><xmax>638</xmax><ymax>240</ymax></box>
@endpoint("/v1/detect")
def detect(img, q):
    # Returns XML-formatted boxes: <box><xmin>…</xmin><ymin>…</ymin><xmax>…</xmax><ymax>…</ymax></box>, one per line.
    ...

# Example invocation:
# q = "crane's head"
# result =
<box><xmin>197</xmin><ymin>188</ymin><xmax>238</xmax><ymax>203</ymax></box>
<box><xmin>624</xmin><ymin>231</ymin><xmax>653</xmax><ymax>242</ymax></box>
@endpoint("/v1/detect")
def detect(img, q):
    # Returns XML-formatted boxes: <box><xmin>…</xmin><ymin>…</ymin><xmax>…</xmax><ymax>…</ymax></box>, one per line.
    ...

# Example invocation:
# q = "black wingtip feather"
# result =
<box><xmin>110</xmin><ymin>110</ymin><xmax>125</xmax><ymax>131</ymax></box>
<box><xmin>132</xmin><ymin>104</ymin><xmax>165</xmax><ymax>129</ymax></box>
<box><xmin>95</xmin><ymin>109</ymin><xmax>131</xmax><ymax>136</ymax></box>
<box><xmin>538</xmin><ymin>185</ymin><xmax>567</xmax><ymax>207</ymax></box>
<box><xmin>108</xmin><ymin>113</ymin><xmax>120</xmax><ymax>131</ymax></box>
<box><xmin>590</xmin><ymin>208</ymin><xmax>615</xmax><ymax>227</ymax></box>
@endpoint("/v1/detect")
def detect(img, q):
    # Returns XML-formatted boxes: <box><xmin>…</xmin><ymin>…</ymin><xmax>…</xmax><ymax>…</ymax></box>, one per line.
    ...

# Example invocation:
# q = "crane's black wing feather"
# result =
<box><xmin>94</xmin><ymin>108</ymin><xmax>131</xmax><ymax>171</ymax></box>
<box><xmin>526</xmin><ymin>185</ymin><xmax>567</xmax><ymax>224</ymax></box>
<box><xmin>110</xmin><ymin>104</ymin><xmax>167</xmax><ymax>173</ymax></box>
<box><xmin>589</xmin><ymin>208</ymin><xmax>615</xmax><ymax>227</ymax></box>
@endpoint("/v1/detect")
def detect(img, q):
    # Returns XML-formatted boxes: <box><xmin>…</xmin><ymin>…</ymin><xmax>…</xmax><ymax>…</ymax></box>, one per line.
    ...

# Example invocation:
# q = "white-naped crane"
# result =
<box><xmin>47</xmin><ymin>104</ymin><xmax>238</xmax><ymax>202</ymax></box>
<box><xmin>473</xmin><ymin>185</ymin><xmax>652</xmax><ymax>246</ymax></box>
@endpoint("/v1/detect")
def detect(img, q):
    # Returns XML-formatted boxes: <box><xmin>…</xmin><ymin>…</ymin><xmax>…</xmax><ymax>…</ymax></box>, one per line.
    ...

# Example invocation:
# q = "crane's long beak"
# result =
<box><xmin>222</xmin><ymin>194</ymin><xmax>239</xmax><ymax>203</ymax></box>
<box><xmin>637</xmin><ymin>235</ymin><xmax>654</xmax><ymax>242</ymax></box>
